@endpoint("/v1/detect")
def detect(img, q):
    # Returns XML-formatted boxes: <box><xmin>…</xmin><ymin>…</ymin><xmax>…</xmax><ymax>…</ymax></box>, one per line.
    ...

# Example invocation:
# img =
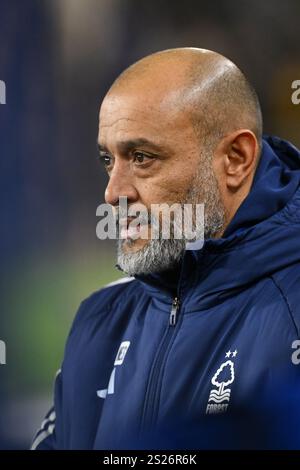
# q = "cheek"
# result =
<box><xmin>135</xmin><ymin>154</ymin><xmax>198</xmax><ymax>204</ymax></box>
<box><xmin>161</xmin><ymin>164</ymin><xmax>198</xmax><ymax>198</ymax></box>
<box><xmin>137</xmin><ymin>176</ymin><xmax>193</xmax><ymax>205</ymax></box>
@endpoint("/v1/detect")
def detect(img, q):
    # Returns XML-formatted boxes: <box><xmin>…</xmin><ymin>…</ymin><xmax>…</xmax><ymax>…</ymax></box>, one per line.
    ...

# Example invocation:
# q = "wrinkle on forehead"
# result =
<box><xmin>99</xmin><ymin>91</ymin><xmax>191</xmax><ymax>141</ymax></box>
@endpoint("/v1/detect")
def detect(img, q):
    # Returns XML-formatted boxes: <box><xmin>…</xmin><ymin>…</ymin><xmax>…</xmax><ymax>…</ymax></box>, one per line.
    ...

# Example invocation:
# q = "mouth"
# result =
<box><xmin>119</xmin><ymin>217</ymin><xmax>148</xmax><ymax>241</ymax></box>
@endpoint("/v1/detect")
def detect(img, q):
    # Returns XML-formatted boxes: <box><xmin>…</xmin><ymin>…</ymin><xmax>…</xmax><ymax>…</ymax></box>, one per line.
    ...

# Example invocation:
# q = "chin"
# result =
<box><xmin>121</xmin><ymin>238</ymin><xmax>150</xmax><ymax>254</ymax></box>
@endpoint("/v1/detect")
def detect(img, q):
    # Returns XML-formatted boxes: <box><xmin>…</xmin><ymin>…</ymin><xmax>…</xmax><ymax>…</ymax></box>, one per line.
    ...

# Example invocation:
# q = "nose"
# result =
<box><xmin>104</xmin><ymin>162</ymin><xmax>139</xmax><ymax>206</ymax></box>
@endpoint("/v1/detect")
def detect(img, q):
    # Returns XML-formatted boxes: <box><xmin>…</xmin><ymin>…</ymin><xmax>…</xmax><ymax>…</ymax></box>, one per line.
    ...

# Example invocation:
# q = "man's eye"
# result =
<box><xmin>133</xmin><ymin>152</ymin><xmax>153</xmax><ymax>164</ymax></box>
<box><xmin>99</xmin><ymin>154</ymin><xmax>112</xmax><ymax>167</ymax></box>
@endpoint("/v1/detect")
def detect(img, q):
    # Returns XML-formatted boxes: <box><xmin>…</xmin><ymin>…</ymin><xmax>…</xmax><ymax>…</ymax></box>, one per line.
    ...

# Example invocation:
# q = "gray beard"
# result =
<box><xmin>117</xmin><ymin>156</ymin><xmax>225</xmax><ymax>276</ymax></box>
<box><xmin>117</xmin><ymin>237</ymin><xmax>186</xmax><ymax>276</ymax></box>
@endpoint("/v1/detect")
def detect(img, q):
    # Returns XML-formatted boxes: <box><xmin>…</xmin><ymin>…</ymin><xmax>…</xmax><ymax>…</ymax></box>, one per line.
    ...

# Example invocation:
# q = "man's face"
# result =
<box><xmin>98</xmin><ymin>84</ymin><xmax>224</xmax><ymax>275</ymax></box>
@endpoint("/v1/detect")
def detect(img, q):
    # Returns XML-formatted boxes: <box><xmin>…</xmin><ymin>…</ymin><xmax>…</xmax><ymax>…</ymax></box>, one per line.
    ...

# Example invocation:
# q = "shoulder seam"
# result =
<box><xmin>102</xmin><ymin>277</ymin><xmax>135</xmax><ymax>289</ymax></box>
<box><xmin>270</xmin><ymin>275</ymin><xmax>299</xmax><ymax>337</ymax></box>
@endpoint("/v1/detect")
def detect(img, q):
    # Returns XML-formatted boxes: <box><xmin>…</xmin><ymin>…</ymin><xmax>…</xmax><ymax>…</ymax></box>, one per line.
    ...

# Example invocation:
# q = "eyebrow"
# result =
<box><xmin>97</xmin><ymin>138</ymin><xmax>166</xmax><ymax>155</ymax></box>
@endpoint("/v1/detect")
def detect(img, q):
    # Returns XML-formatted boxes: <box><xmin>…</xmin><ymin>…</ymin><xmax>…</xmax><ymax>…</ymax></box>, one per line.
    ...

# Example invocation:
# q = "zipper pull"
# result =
<box><xmin>169</xmin><ymin>297</ymin><xmax>180</xmax><ymax>326</ymax></box>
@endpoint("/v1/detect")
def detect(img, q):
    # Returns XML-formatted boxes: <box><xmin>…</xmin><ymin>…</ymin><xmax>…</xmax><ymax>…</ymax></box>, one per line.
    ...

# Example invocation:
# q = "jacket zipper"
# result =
<box><xmin>169</xmin><ymin>297</ymin><xmax>180</xmax><ymax>326</ymax></box>
<box><xmin>140</xmin><ymin>296</ymin><xmax>180</xmax><ymax>432</ymax></box>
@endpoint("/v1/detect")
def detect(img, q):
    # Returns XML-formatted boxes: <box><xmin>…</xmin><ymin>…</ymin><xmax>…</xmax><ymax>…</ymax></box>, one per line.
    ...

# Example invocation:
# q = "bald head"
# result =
<box><xmin>107</xmin><ymin>47</ymin><xmax>262</xmax><ymax>153</ymax></box>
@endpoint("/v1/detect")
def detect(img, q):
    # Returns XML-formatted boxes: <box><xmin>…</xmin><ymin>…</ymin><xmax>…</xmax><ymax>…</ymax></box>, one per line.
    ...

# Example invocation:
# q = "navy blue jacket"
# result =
<box><xmin>32</xmin><ymin>136</ymin><xmax>300</xmax><ymax>450</ymax></box>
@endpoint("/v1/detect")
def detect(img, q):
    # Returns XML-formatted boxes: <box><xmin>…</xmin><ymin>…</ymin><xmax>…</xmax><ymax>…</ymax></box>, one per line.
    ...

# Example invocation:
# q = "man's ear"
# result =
<box><xmin>215</xmin><ymin>129</ymin><xmax>260</xmax><ymax>191</ymax></box>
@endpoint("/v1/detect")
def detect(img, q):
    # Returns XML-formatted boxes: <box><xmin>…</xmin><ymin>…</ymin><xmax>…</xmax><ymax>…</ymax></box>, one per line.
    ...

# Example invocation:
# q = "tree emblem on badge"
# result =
<box><xmin>208</xmin><ymin>360</ymin><xmax>235</xmax><ymax>403</ymax></box>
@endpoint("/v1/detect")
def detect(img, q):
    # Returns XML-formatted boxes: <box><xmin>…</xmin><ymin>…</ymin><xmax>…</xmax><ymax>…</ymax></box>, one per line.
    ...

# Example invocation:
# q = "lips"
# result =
<box><xmin>121</xmin><ymin>225</ymin><xmax>141</xmax><ymax>239</ymax></box>
<box><xmin>119</xmin><ymin>217</ymin><xmax>144</xmax><ymax>240</ymax></box>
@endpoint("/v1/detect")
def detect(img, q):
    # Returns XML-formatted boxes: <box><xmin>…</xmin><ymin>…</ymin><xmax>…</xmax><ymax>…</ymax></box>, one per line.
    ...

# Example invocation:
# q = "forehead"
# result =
<box><xmin>98</xmin><ymin>88</ymin><xmax>194</xmax><ymax>149</ymax></box>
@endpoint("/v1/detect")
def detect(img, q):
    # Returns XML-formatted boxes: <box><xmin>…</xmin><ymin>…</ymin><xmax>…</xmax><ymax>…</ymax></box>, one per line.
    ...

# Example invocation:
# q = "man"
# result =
<box><xmin>32</xmin><ymin>48</ymin><xmax>300</xmax><ymax>450</ymax></box>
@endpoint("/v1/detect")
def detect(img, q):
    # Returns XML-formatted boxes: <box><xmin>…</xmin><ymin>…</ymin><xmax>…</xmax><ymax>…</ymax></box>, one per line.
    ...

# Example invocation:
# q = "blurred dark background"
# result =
<box><xmin>0</xmin><ymin>0</ymin><xmax>299</xmax><ymax>449</ymax></box>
